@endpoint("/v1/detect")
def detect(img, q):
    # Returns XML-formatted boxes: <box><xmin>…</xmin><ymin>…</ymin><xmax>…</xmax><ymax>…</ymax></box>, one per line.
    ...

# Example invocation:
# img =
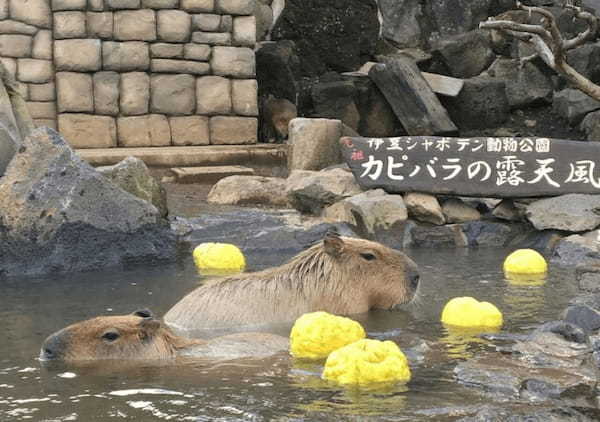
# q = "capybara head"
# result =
<box><xmin>319</xmin><ymin>233</ymin><xmax>419</xmax><ymax>309</ymax></box>
<box><xmin>40</xmin><ymin>310</ymin><xmax>192</xmax><ymax>362</ymax></box>
<box><xmin>263</xmin><ymin>95</ymin><xmax>297</xmax><ymax>140</ymax></box>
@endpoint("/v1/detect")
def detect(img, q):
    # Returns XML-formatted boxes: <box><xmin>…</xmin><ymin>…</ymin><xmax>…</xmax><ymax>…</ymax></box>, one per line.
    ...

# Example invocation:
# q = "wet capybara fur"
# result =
<box><xmin>164</xmin><ymin>233</ymin><xmax>420</xmax><ymax>334</ymax></box>
<box><xmin>260</xmin><ymin>94</ymin><xmax>297</xmax><ymax>143</ymax></box>
<box><xmin>40</xmin><ymin>310</ymin><xmax>288</xmax><ymax>362</ymax></box>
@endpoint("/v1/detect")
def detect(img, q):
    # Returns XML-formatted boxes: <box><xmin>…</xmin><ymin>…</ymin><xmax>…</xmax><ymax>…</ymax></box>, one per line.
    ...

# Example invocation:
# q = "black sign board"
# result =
<box><xmin>340</xmin><ymin>136</ymin><xmax>600</xmax><ymax>198</ymax></box>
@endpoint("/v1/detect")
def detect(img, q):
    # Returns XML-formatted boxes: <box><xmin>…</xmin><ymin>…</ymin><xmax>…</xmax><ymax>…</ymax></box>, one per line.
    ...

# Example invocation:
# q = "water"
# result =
<box><xmin>0</xmin><ymin>247</ymin><xmax>578</xmax><ymax>421</ymax></box>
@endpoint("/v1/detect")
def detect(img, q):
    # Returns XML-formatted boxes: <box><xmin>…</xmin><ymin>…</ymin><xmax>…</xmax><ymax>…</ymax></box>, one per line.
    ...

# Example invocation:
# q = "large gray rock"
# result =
<box><xmin>0</xmin><ymin>128</ymin><xmax>176</xmax><ymax>277</ymax></box>
<box><xmin>486</xmin><ymin>58</ymin><xmax>553</xmax><ymax>109</ymax></box>
<box><xmin>403</xmin><ymin>192</ymin><xmax>445</xmax><ymax>225</ymax></box>
<box><xmin>433</xmin><ymin>30</ymin><xmax>495</xmax><ymax>78</ymax></box>
<box><xmin>552</xmin><ymin>234</ymin><xmax>600</xmax><ymax>267</ymax></box>
<box><xmin>286</xmin><ymin>168</ymin><xmax>362</xmax><ymax>214</ymax></box>
<box><xmin>97</xmin><ymin>156</ymin><xmax>168</xmax><ymax>217</ymax></box>
<box><xmin>287</xmin><ymin>118</ymin><xmax>343</xmax><ymax>171</ymax></box>
<box><xmin>207</xmin><ymin>175</ymin><xmax>291</xmax><ymax>207</ymax></box>
<box><xmin>343</xmin><ymin>189</ymin><xmax>407</xmax><ymax>234</ymax></box>
<box><xmin>442</xmin><ymin>198</ymin><xmax>481</xmax><ymax>223</ymax></box>
<box><xmin>553</xmin><ymin>88</ymin><xmax>600</xmax><ymax>126</ymax></box>
<box><xmin>526</xmin><ymin>194</ymin><xmax>600</xmax><ymax>232</ymax></box>
<box><xmin>580</xmin><ymin>109</ymin><xmax>600</xmax><ymax>142</ymax></box>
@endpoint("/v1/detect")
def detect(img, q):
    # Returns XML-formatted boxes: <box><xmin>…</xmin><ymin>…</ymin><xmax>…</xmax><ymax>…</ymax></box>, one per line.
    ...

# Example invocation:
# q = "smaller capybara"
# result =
<box><xmin>40</xmin><ymin>310</ymin><xmax>288</xmax><ymax>362</ymax></box>
<box><xmin>260</xmin><ymin>94</ymin><xmax>297</xmax><ymax>143</ymax></box>
<box><xmin>164</xmin><ymin>232</ymin><xmax>420</xmax><ymax>334</ymax></box>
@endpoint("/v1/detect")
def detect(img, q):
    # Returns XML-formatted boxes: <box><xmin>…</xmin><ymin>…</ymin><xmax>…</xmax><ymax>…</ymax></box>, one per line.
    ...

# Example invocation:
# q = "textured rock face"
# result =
<box><xmin>404</xmin><ymin>192</ymin><xmax>445</xmax><ymax>225</ymax></box>
<box><xmin>552</xmin><ymin>234</ymin><xmax>600</xmax><ymax>267</ymax></box>
<box><xmin>287</xmin><ymin>118</ymin><xmax>342</xmax><ymax>171</ymax></box>
<box><xmin>207</xmin><ymin>175</ymin><xmax>290</xmax><ymax>206</ymax></box>
<box><xmin>343</xmin><ymin>189</ymin><xmax>407</xmax><ymax>234</ymax></box>
<box><xmin>0</xmin><ymin>128</ymin><xmax>176</xmax><ymax>277</ymax></box>
<box><xmin>97</xmin><ymin>156</ymin><xmax>168</xmax><ymax>217</ymax></box>
<box><xmin>526</xmin><ymin>194</ymin><xmax>600</xmax><ymax>232</ymax></box>
<box><xmin>271</xmin><ymin>0</ymin><xmax>379</xmax><ymax>76</ymax></box>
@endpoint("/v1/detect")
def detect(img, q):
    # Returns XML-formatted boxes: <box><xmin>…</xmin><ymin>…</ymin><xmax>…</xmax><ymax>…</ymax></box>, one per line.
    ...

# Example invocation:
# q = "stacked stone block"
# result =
<box><xmin>0</xmin><ymin>0</ymin><xmax>258</xmax><ymax>148</ymax></box>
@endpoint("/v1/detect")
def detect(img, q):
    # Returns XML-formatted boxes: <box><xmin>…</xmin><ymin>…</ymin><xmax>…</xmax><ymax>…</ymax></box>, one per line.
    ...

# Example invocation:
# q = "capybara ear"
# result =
<box><xmin>138</xmin><ymin>317</ymin><xmax>161</xmax><ymax>339</ymax></box>
<box><xmin>132</xmin><ymin>309</ymin><xmax>153</xmax><ymax>318</ymax></box>
<box><xmin>324</xmin><ymin>232</ymin><xmax>344</xmax><ymax>257</ymax></box>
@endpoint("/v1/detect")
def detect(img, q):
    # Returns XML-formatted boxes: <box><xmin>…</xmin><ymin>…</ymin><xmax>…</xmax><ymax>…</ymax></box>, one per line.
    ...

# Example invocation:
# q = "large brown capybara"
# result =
<box><xmin>40</xmin><ymin>310</ymin><xmax>289</xmax><ymax>362</ymax></box>
<box><xmin>164</xmin><ymin>232</ymin><xmax>420</xmax><ymax>334</ymax></box>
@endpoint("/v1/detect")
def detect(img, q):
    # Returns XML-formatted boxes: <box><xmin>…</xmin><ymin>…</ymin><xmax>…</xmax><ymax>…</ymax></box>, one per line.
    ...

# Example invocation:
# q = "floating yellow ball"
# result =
<box><xmin>441</xmin><ymin>297</ymin><xmax>503</xmax><ymax>329</ymax></box>
<box><xmin>322</xmin><ymin>339</ymin><xmax>411</xmax><ymax>387</ymax></box>
<box><xmin>503</xmin><ymin>249</ymin><xmax>547</xmax><ymax>275</ymax></box>
<box><xmin>290</xmin><ymin>312</ymin><xmax>366</xmax><ymax>360</ymax></box>
<box><xmin>192</xmin><ymin>243</ymin><xmax>246</xmax><ymax>273</ymax></box>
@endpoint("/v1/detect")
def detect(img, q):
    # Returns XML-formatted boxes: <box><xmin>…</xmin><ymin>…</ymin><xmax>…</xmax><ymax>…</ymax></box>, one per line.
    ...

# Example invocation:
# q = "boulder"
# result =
<box><xmin>492</xmin><ymin>199</ymin><xmax>522</xmax><ymax>221</ymax></box>
<box><xmin>286</xmin><ymin>168</ymin><xmax>362</xmax><ymax>214</ymax></box>
<box><xmin>432</xmin><ymin>30</ymin><xmax>495</xmax><ymax>78</ymax></box>
<box><xmin>552</xmin><ymin>234</ymin><xmax>600</xmax><ymax>267</ymax></box>
<box><xmin>526</xmin><ymin>194</ymin><xmax>600</xmax><ymax>232</ymax></box>
<box><xmin>442</xmin><ymin>76</ymin><xmax>509</xmax><ymax>130</ymax></box>
<box><xmin>459</xmin><ymin>407</ymin><xmax>600</xmax><ymax>422</ymax></box>
<box><xmin>404</xmin><ymin>192</ymin><xmax>445</xmax><ymax>225</ymax></box>
<box><xmin>553</xmin><ymin>88</ymin><xmax>600</xmax><ymax>126</ymax></box>
<box><xmin>342</xmin><ymin>189</ymin><xmax>407</xmax><ymax>234</ymax></box>
<box><xmin>566</xmin><ymin>42</ymin><xmax>600</xmax><ymax>85</ymax></box>
<box><xmin>97</xmin><ymin>156</ymin><xmax>168</xmax><ymax>217</ymax></box>
<box><xmin>271</xmin><ymin>0</ymin><xmax>379</xmax><ymax>76</ymax></box>
<box><xmin>311</xmin><ymin>80</ymin><xmax>359</xmax><ymax>130</ymax></box>
<box><xmin>576</xmin><ymin>265</ymin><xmax>600</xmax><ymax>292</ymax></box>
<box><xmin>0</xmin><ymin>128</ymin><xmax>176</xmax><ymax>277</ymax></box>
<box><xmin>404</xmin><ymin>222</ymin><xmax>467</xmax><ymax>248</ymax></box>
<box><xmin>580</xmin><ymin>110</ymin><xmax>600</xmax><ymax>142</ymax></box>
<box><xmin>441</xmin><ymin>198</ymin><xmax>481</xmax><ymax>223</ymax></box>
<box><xmin>486</xmin><ymin>58</ymin><xmax>553</xmax><ymax>109</ymax></box>
<box><xmin>377</xmin><ymin>0</ymin><xmax>425</xmax><ymax>48</ymax></box>
<box><xmin>207</xmin><ymin>175</ymin><xmax>290</xmax><ymax>207</ymax></box>
<box><xmin>461</xmin><ymin>220</ymin><xmax>519</xmax><ymax>247</ymax></box>
<box><xmin>287</xmin><ymin>118</ymin><xmax>343</xmax><ymax>171</ymax></box>
<box><xmin>255</xmin><ymin>40</ymin><xmax>301</xmax><ymax>103</ymax></box>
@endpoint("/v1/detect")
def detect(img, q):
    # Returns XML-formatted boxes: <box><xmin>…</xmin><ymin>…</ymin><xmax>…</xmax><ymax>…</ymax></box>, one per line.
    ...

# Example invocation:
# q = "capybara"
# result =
<box><xmin>260</xmin><ymin>94</ymin><xmax>297</xmax><ymax>143</ymax></box>
<box><xmin>40</xmin><ymin>310</ymin><xmax>288</xmax><ymax>362</ymax></box>
<box><xmin>164</xmin><ymin>233</ymin><xmax>420</xmax><ymax>334</ymax></box>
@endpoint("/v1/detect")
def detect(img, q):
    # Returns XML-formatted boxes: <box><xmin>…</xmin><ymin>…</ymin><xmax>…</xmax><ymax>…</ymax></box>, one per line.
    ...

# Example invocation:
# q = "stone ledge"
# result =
<box><xmin>77</xmin><ymin>145</ymin><xmax>288</xmax><ymax>167</ymax></box>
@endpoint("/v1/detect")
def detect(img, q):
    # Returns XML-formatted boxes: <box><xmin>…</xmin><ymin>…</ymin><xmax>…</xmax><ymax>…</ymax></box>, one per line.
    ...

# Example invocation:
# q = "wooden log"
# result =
<box><xmin>341</xmin><ymin>136</ymin><xmax>600</xmax><ymax>198</ymax></box>
<box><xmin>369</xmin><ymin>55</ymin><xmax>458</xmax><ymax>136</ymax></box>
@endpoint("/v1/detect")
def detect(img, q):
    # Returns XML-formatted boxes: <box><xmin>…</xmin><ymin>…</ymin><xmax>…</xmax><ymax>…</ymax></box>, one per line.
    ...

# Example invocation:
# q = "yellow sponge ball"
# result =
<box><xmin>441</xmin><ymin>297</ymin><xmax>503</xmax><ymax>329</ymax></box>
<box><xmin>503</xmin><ymin>249</ymin><xmax>547</xmax><ymax>275</ymax></box>
<box><xmin>322</xmin><ymin>339</ymin><xmax>411</xmax><ymax>387</ymax></box>
<box><xmin>192</xmin><ymin>243</ymin><xmax>246</xmax><ymax>273</ymax></box>
<box><xmin>290</xmin><ymin>312</ymin><xmax>366</xmax><ymax>360</ymax></box>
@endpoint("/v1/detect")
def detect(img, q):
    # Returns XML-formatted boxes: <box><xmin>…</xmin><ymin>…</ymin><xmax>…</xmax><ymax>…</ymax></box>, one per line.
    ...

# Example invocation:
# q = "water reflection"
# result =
<box><xmin>439</xmin><ymin>325</ymin><xmax>498</xmax><ymax>359</ymax></box>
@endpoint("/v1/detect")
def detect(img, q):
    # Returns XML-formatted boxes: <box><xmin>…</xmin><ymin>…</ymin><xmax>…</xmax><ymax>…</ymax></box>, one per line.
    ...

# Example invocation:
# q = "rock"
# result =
<box><xmin>580</xmin><ymin>110</ymin><xmax>600</xmax><ymax>142</ymax></box>
<box><xmin>461</xmin><ymin>220</ymin><xmax>519</xmax><ymax>247</ymax></box>
<box><xmin>97</xmin><ymin>156</ymin><xmax>168</xmax><ymax>217</ymax></box>
<box><xmin>255</xmin><ymin>40</ymin><xmax>301</xmax><ymax>104</ymax></box>
<box><xmin>231</xmin><ymin>79</ymin><xmax>258</xmax><ymax>116</ymax></box>
<box><xmin>404</xmin><ymin>192</ymin><xmax>445</xmax><ymax>225</ymax></box>
<box><xmin>433</xmin><ymin>30</ymin><xmax>495</xmax><ymax>78</ymax></box>
<box><xmin>150</xmin><ymin>74</ymin><xmax>195</xmax><ymax>115</ymax></box>
<box><xmin>87</xmin><ymin>12</ymin><xmax>114</xmax><ymax>39</ymax></box>
<box><xmin>404</xmin><ymin>222</ymin><xmax>467</xmax><ymax>248</ymax></box>
<box><xmin>459</xmin><ymin>406</ymin><xmax>600</xmax><ymax>422</ymax></box>
<box><xmin>32</xmin><ymin>30</ymin><xmax>52</xmax><ymax>60</ymax></box>
<box><xmin>254</xmin><ymin>2</ymin><xmax>273</xmax><ymax>41</ymax></box>
<box><xmin>181</xmin><ymin>0</ymin><xmax>214</xmax><ymax>12</ymax></box>
<box><xmin>28</xmin><ymin>82</ymin><xmax>55</xmax><ymax>102</ymax></box>
<box><xmin>58</xmin><ymin>114</ymin><xmax>116</xmax><ymax>148</ymax></box>
<box><xmin>27</xmin><ymin>102</ymin><xmax>56</xmax><ymax>120</ymax></box>
<box><xmin>93</xmin><ymin>72</ymin><xmax>120</xmax><ymax>116</ymax></box>
<box><xmin>0</xmin><ymin>127</ymin><xmax>176</xmax><ymax>277</ymax></box>
<box><xmin>151</xmin><ymin>43</ymin><xmax>184</xmax><ymax>59</ymax></box>
<box><xmin>271</xmin><ymin>0</ymin><xmax>379</xmax><ymax>76</ymax></box>
<box><xmin>486</xmin><ymin>58</ymin><xmax>553</xmax><ymax>109</ymax></box>
<box><xmin>233</xmin><ymin>15</ymin><xmax>256</xmax><ymax>47</ymax></box>
<box><xmin>442</xmin><ymin>76</ymin><xmax>509</xmax><ymax>130</ymax></box>
<box><xmin>553</xmin><ymin>88</ymin><xmax>600</xmax><ymax>126</ymax></box>
<box><xmin>378</xmin><ymin>0</ymin><xmax>424</xmax><ymax>48</ymax></box>
<box><xmin>342</xmin><ymin>189</ymin><xmax>407</xmax><ymax>234</ymax></box>
<box><xmin>526</xmin><ymin>194</ymin><xmax>600</xmax><ymax>232</ymax></box>
<box><xmin>53</xmin><ymin>11</ymin><xmax>86</xmax><ymax>39</ymax></box>
<box><xmin>114</xmin><ymin>9</ymin><xmax>157</xmax><ymax>41</ymax></box>
<box><xmin>102</xmin><ymin>41</ymin><xmax>150</xmax><ymax>72</ymax></box>
<box><xmin>576</xmin><ymin>265</ymin><xmax>600</xmax><ymax>292</ymax></box>
<box><xmin>209</xmin><ymin>116</ymin><xmax>257</xmax><ymax>144</ymax></box>
<box><xmin>150</xmin><ymin>59</ymin><xmax>210</xmax><ymax>75</ymax></box>
<box><xmin>286</xmin><ymin>168</ymin><xmax>362</xmax><ymax>214</ymax></box>
<box><xmin>9</xmin><ymin>0</ymin><xmax>51</xmax><ymax>28</ymax></box>
<box><xmin>183</xmin><ymin>43</ymin><xmax>210</xmax><ymax>60</ymax></box>
<box><xmin>441</xmin><ymin>198</ymin><xmax>481</xmax><ymax>223</ymax></box>
<box><xmin>0</xmin><ymin>20</ymin><xmax>38</xmax><ymax>35</ymax></box>
<box><xmin>207</xmin><ymin>175</ymin><xmax>290</xmax><ymax>207</ymax></box>
<box><xmin>429</xmin><ymin>0</ymin><xmax>492</xmax><ymax>39</ymax></box>
<box><xmin>117</xmin><ymin>115</ymin><xmax>171</xmax><ymax>147</ymax></box>
<box><xmin>210</xmin><ymin>46</ymin><xmax>255</xmax><ymax>77</ymax></box>
<box><xmin>0</xmin><ymin>34</ymin><xmax>32</xmax><ymax>58</ymax></box>
<box><xmin>562</xmin><ymin>305</ymin><xmax>600</xmax><ymax>334</ymax></box>
<box><xmin>552</xmin><ymin>234</ymin><xmax>600</xmax><ymax>267</ymax></box>
<box><xmin>196</xmin><ymin>76</ymin><xmax>231</xmax><ymax>115</ymax></box>
<box><xmin>492</xmin><ymin>199</ymin><xmax>522</xmax><ymax>221</ymax></box>
<box><xmin>169</xmin><ymin>116</ymin><xmax>209</xmax><ymax>146</ymax></box>
<box><xmin>191</xmin><ymin>13</ymin><xmax>221</xmax><ymax>31</ymax></box>
<box><xmin>16</xmin><ymin>59</ymin><xmax>53</xmax><ymax>84</ymax></box>
<box><xmin>287</xmin><ymin>118</ymin><xmax>342</xmax><ymax>171</ymax></box>
<box><xmin>157</xmin><ymin>10</ymin><xmax>191</xmax><ymax>43</ymax></box>
<box><xmin>54</xmin><ymin>39</ymin><xmax>102</xmax><ymax>72</ymax></box>
<box><xmin>311</xmin><ymin>80</ymin><xmax>359</xmax><ymax>131</ymax></box>
<box><xmin>56</xmin><ymin>72</ymin><xmax>93</xmax><ymax>113</ymax></box>
<box><xmin>566</xmin><ymin>42</ymin><xmax>600</xmax><ymax>85</ymax></box>
<box><xmin>0</xmin><ymin>86</ymin><xmax>20</xmax><ymax>176</ymax></box>
<box><xmin>191</xmin><ymin>31</ymin><xmax>231</xmax><ymax>45</ymax></box>
<box><xmin>119</xmin><ymin>72</ymin><xmax>150</xmax><ymax>116</ymax></box>
<box><xmin>52</xmin><ymin>0</ymin><xmax>87</xmax><ymax>10</ymax></box>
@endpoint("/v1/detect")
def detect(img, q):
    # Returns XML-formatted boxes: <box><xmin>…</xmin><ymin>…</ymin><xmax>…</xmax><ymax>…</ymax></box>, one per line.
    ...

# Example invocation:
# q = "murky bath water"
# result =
<box><xmin>0</xmin><ymin>247</ymin><xmax>578</xmax><ymax>421</ymax></box>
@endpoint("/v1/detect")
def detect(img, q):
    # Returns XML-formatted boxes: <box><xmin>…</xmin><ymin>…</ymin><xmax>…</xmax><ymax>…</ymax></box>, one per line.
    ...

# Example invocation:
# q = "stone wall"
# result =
<box><xmin>0</xmin><ymin>0</ymin><xmax>258</xmax><ymax>148</ymax></box>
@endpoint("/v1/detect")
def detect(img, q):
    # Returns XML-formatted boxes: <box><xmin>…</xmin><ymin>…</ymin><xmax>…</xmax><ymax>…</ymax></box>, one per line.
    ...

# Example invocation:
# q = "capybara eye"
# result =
<box><xmin>360</xmin><ymin>252</ymin><xmax>377</xmax><ymax>261</ymax></box>
<box><xmin>102</xmin><ymin>331</ymin><xmax>120</xmax><ymax>342</ymax></box>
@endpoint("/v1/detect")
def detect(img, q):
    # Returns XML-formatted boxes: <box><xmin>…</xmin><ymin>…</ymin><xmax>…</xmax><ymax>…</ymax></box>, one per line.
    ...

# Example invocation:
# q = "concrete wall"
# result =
<box><xmin>0</xmin><ymin>0</ymin><xmax>258</xmax><ymax>148</ymax></box>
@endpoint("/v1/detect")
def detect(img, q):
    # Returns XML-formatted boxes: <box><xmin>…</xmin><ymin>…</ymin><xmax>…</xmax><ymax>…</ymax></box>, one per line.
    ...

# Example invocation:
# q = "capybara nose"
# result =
<box><xmin>40</xmin><ymin>332</ymin><xmax>67</xmax><ymax>361</ymax></box>
<box><xmin>408</xmin><ymin>270</ymin><xmax>420</xmax><ymax>290</ymax></box>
